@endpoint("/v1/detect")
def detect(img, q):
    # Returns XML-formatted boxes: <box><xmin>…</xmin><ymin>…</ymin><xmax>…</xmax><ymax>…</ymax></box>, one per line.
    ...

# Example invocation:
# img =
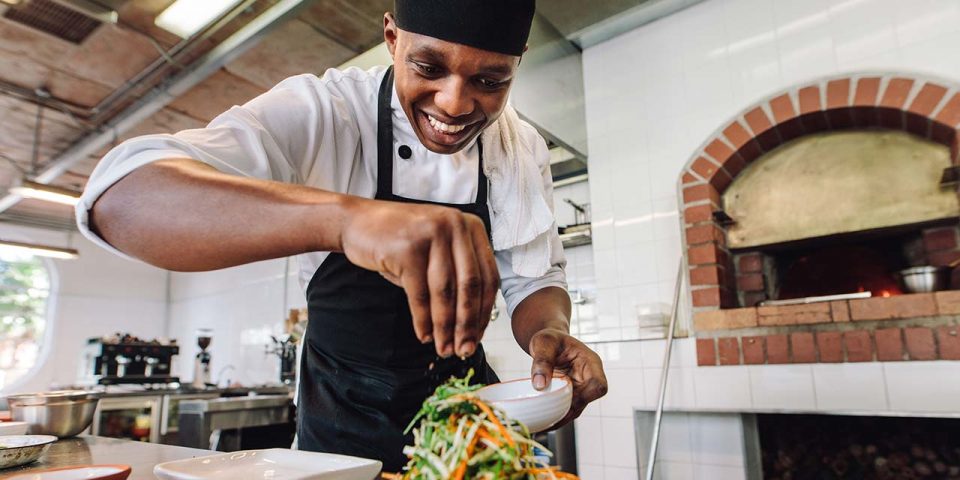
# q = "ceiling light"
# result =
<box><xmin>0</xmin><ymin>240</ymin><xmax>78</xmax><ymax>260</ymax></box>
<box><xmin>55</xmin><ymin>0</ymin><xmax>119</xmax><ymax>23</ymax></box>
<box><xmin>154</xmin><ymin>0</ymin><xmax>243</xmax><ymax>38</ymax></box>
<box><xmin>10</xmin><ymin>180</ymin><xmax>81</xmax><ymax>206</ymax></box>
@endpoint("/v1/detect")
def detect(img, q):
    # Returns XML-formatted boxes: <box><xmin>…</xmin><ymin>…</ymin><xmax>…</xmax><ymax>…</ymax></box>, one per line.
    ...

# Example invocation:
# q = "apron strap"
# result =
<box><xmin>376</xmin><ymin>66</ymin><xmax>395</xmax><ymax>198</ymax></box>
<box><xmin>475</xmin><ymin>142</ymin><xmax>488</xmax><ymax>210</ymax></box>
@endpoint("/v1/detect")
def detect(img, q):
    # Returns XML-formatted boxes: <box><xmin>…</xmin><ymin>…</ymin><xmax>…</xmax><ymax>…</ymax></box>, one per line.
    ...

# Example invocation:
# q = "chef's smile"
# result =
<box><xmin>416</xmin><ymin>109</ymin><xmax>480</xmax><ymax>147</ymax></box>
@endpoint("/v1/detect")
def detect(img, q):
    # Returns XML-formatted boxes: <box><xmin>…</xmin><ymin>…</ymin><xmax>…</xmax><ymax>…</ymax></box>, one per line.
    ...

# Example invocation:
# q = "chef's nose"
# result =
<box><xmin>434</xmin><ymin>77</ymin><xmax>474</xmax><ymax>118</ymax></box>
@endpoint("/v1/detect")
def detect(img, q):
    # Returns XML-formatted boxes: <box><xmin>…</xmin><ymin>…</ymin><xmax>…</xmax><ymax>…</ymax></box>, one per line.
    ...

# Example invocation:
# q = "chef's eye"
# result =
<box><xmin>478</xmin><ymin>78</ymin><xmax>507</xmax><ymax>90</ymax></box>
<box><xmin>412</xmin><ymin>62</ymin><xmax>442</xmax><ymax>77</ymax></box>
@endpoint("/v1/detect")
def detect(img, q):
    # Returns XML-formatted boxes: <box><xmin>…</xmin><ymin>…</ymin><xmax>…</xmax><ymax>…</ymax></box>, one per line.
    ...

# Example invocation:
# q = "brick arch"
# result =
<box><xmin>678</xmin><ymin>73</ymin><xmax>960</xmax><ymax>312</ymax></box>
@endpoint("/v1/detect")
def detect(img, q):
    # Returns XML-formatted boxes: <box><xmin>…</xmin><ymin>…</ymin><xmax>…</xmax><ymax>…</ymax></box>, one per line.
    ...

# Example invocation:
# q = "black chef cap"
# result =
<box><xmin>394</xmin><ymin>0</ymin><xmax>535</xmax><ymax>56</ymax></box>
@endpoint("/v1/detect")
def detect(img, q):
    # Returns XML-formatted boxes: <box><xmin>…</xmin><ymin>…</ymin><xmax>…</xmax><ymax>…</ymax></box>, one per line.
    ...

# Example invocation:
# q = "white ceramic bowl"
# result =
<box><xmin>0</xmin><ymin>434</ymin><xmax>58</xmax><ymax>469</ymax></box>
<box><xmin>0</xmin><ymin>422</ymin><xmax>29</xmax><ymax>436</ymax></box>
<box><xmin>477</xmin><ymin>376</ymin><xmax>572</xmax><ymax>433</ymax></box>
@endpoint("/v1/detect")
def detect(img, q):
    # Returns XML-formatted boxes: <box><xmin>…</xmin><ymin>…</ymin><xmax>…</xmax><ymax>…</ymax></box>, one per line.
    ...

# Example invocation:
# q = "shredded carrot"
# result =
<box><xmin>476</xmin><ymin>428</ymin><xmax>502</xmax><ymax>447</ymax></box>
<box><xmin>466</xmin><ymin>433</ymin><xmax>480</xmax><ymax>456</ymax></box>
<box><xmin>471</xmin><ymin>398</ymin><xmax>516</xmax><ymax>448</ymax></box>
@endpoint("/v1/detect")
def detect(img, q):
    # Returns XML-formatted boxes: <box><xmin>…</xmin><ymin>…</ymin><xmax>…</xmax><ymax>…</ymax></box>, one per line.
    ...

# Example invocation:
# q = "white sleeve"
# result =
<box><xmin>75</xmin><ymin>73</ymin><xmax>361</xmax><ymax>258</ymax></box>
<box><xmin>496</xmin><ymin>128</ymin><xmax>568</xmax><ymax>316</ymax></box>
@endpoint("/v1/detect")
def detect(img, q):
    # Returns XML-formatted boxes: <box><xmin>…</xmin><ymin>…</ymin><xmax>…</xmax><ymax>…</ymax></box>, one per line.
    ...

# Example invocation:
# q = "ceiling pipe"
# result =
<box><xmin>0</xmin><ymin>0</ymin><xmax>312</xmax><ymax>214</ymax></box>
<box><xmin>0</xmin><ymin>0</ymin><xmax>257</xmax><ymax>123</ymax></box>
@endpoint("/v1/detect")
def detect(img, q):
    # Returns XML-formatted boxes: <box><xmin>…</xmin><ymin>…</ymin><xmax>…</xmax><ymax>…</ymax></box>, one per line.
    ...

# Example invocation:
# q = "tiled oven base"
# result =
<box><xmin>694</xmin><ymin>291</ymin><xmax>960</xmax><ymax>366</ymax></box>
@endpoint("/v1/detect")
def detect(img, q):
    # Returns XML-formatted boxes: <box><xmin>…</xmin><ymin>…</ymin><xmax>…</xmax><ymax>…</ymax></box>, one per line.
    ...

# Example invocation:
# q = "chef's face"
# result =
<box><xmin>384</xmin><ymin>13</ymin><xmax>521</xmax><ymax>155</ymax></box>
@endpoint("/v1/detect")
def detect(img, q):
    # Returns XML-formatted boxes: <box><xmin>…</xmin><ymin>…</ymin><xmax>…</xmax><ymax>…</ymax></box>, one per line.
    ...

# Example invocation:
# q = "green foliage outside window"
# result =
<box><xmin>0</xmin><ymin>250</ymin><xmax>50</xmax><ymax>390</ymax></box>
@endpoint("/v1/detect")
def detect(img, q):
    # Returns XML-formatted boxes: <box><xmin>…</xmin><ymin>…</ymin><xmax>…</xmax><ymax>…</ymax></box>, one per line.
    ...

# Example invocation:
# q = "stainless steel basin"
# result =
<box><xmin>6</xmin><ymin>390</ymin><xmax>99</xmax><ymax>438</ymax></box>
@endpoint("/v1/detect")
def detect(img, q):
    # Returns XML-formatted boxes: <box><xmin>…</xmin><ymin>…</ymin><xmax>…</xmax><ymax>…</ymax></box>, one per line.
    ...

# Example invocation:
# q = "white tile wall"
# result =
<box><xmin>812</xmin><ymin>363</ymin><xmax>888</xmax><ymax>411</ymax></box>
<box><xmin>883</xmin><ymin>361</ymin><xmax>960</xmax><ymax>413</ymax></box>
<box><xmin>602</xmin><ymin>416</ymin><xmax>638</xmax><ymax>468</ymax></box>
<box><xmin>691</xmin><ymin>366</ymin><xmax>752</xmax><ymax>410</ymax></box>
<box><xmin>579</xmin><ymin>0</ymin><xmax>960</xmax><ymax>470</ymax></box>
<box><xmin>748</xmin><ymin>365</ymin><xmax>817</xmax><ymax>410</ymax></box>
<box><xmin>168</xmin><ymin>259</ymin><xmax>305</xmax><ymax>386</ymax></box>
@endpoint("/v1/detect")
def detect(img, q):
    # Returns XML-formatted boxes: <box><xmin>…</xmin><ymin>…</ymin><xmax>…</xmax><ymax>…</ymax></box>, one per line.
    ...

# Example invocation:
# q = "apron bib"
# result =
<box><xmin>297</xmin><ymin>66</ymin><xmax>499</xmax><ymax>471</ymax></box>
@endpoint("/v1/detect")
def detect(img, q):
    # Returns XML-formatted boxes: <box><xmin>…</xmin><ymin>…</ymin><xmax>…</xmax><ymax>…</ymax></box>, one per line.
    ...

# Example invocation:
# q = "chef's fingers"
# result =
<box><xmin>529</xmin><ymin>331</ymin><xmax>562</xmax><ymax>391</ymax></box>
<box><xmin>466</xmin><ymin>214</ymin><xmax>499</xmax><ymax>339</ymax></box>
<box><xmin>401</xmin><ymin>245</ymin><xmax>433</xmax><ymax>345</ymax></box>
<box><xmin>427</xmin><ymin>220</ymin><xmax>458</xmax><ymax>358</ymax></box>
<box><xmin>451</xmin><ymin>215</ymin><xmax>483</xmax><ymax>358</ymax></box>
<box><xmin>559</xmin><ymin>345</ymin><xmax>608</xmax><ymax>426</ymax></box>
<box><xmin>556</xmin><ymin>375</ymin><xmax>607</xmax><ymax>427</ymax></box>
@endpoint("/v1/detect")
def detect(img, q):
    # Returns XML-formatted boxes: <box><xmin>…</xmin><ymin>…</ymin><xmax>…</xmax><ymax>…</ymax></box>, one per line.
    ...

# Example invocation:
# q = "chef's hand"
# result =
<box><xmin>529</xmin><ymin>328</ymin><xmax>607</xmax><ymax>427</ymax></box>
<box><xmin>340</xmin><ymin>199</ymin><xmax>498</xmax><ymax>358</ymax></box>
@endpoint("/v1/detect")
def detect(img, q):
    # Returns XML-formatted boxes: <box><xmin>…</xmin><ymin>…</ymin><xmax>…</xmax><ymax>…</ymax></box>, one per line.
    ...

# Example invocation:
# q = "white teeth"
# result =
<box><xmin>427</xmin><ymin>114</ymin><xmax>466</xmax><ymax>134</ymax></box>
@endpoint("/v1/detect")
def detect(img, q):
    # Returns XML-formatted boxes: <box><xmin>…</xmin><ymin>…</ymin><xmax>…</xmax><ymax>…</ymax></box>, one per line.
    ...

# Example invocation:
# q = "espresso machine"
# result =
<box><xmin>79</xmin><ymin>333</ymin><xmax>179</xmax><ymax>385</ymax></box>
<box><xmin>191</xmin><ymin>329</ymin><xmax>213</xmax><ymax>389</ymax></box>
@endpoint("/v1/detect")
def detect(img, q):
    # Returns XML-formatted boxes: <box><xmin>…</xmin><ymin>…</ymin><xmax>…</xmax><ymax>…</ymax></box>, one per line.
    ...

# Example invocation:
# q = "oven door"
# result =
<box><xmin>160</xmin><ymin>393</ymin><xmax>219</xmax><ymax>444</ymax></box>
<box><xmin>92</xmin><ymin>395</ymin><xmax>163</xmax><ymax>443</ymax></box>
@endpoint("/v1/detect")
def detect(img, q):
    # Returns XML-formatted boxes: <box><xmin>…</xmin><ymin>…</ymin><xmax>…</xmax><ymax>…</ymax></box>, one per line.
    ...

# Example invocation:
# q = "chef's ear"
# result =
<box><xmin>384</xmin><ymin>12</ymin><xmax>399</xmax><ymax>57</ymax></box>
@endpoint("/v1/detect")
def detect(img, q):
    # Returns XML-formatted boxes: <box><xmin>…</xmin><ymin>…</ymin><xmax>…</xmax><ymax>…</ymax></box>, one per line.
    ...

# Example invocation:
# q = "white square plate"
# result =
<box><xmin>153</xmin><ymin>448</ymin><xmax>382</xmax><ymax>480</ymax></box>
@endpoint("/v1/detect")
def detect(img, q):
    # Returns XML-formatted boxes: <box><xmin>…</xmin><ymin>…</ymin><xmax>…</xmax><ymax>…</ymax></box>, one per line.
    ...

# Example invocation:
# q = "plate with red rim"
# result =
<box><xmin>5</xmin><ymin>464</ymin><xmax>131</xmax><ymax>480</ymax></box>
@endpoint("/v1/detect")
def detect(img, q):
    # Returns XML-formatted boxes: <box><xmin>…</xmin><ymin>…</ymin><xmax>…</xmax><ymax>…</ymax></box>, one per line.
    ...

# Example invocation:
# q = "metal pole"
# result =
<box><xmin>0</xmin><ymin>0</ymin><xmax>312</xmax><ymax>214</ymax></box>
<box><xmin>645</xmin><ymin>259</ymin><xmax>685</xmax><ymax>480</ymax></box>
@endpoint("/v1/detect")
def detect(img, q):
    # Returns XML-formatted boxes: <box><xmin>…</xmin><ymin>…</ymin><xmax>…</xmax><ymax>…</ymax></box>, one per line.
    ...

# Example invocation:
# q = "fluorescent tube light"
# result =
<box><xmin>54</xmin><ymin>0</ymin><xmax>119</xmax><ymax>23</ymax></box>
<box><xmin>154</xmin><ymin>0</ymin><xmax>243</xmax><ymax>38</ymax></box>
<box><xmin>0</xmin><ymin>240</ymin><xmax>78</xmax><ymax>260</ymax></box>
<box><xmin>10</xmin><ymin>180</ymin><xmax>81</xmax><ymax>206</ymax></box>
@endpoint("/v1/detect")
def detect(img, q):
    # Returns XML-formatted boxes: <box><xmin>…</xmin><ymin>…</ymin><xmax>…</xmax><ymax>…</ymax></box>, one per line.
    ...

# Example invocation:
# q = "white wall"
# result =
<box><xmin>577</xmin><ymin>0</ymin><xmax>960</xmax><ymax>477</ymax></box>
<box><xmin>168</xmin><ymin>258</ymin><xmax>303</xmax><ymax>387</ymax></box>
<box><xmin>0</xmin><ymin>224</ymin><xmax>168</xmax><ymax>394</ymax></box>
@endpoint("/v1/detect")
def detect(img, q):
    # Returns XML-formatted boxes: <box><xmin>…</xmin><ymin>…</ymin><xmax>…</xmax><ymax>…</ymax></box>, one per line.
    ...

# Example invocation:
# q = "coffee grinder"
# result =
<box><xmin>191</xmin><ymin>328</ymin><xmax>213</xmax><ymax>389</ymax></box>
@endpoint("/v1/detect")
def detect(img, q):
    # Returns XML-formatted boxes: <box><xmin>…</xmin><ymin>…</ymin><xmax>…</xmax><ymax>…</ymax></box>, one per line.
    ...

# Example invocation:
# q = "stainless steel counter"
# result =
<box><xmin>88</xmin><ymin>385</ymin><xmax>293</xmax><ymax>399</ymax></box>
<box><xmin>2</xmin><ymin>435</ymin><xmax>210</xmax><ymax>479</ymax></box>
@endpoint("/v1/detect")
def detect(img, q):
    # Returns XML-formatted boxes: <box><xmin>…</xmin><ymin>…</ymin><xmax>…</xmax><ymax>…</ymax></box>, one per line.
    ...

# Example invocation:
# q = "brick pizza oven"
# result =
<box><xmin>680</xmin><ymin>73</ymin><xmax>960</xmax><ymax>366</ymax></box>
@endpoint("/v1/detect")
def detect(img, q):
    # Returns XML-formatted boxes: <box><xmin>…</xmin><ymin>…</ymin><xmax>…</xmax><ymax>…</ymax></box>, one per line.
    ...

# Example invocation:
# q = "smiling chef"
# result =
<box><xmin>75</xmin><ymin>0</ymin><xmax>607</xmax><ymax>470</ymax></box>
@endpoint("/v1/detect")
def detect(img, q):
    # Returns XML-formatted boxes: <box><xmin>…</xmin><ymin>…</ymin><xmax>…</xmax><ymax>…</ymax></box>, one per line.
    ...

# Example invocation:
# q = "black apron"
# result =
<box><xmin>297</xmin><ymin>66</ymin><xmax>499</xmax><ymax>472</ymax></box>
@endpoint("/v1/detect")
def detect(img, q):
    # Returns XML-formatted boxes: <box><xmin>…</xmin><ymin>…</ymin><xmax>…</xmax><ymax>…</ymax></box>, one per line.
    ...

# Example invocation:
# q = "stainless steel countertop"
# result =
<box><xmin>85</xmin><ymin>385</ymin><xmax>294</xmax><ymax>399</ymax></box>
<box><xmin>2</xmin><ymin>435</ymin><xmax>210</xmax><ymax>479</ymax></box>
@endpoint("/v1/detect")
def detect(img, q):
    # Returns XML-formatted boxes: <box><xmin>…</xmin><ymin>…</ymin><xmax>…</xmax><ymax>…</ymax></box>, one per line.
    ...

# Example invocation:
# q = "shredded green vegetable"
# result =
<box><xmin>387</xmin><ymin>370</ymin><xmax>578</xmax><ymax>480</ymax></box>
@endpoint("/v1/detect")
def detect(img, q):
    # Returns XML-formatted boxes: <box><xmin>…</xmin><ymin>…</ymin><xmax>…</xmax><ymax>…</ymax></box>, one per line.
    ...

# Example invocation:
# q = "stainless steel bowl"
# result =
<box><xmin>899</xmin><ymin>266</ymin><xmax>951</xmax><ymax>293</ymax></box>
<box><xmin>6</xmin><ymin>391</ymin><xmax>99</xmax><ymax>438</ymax></box>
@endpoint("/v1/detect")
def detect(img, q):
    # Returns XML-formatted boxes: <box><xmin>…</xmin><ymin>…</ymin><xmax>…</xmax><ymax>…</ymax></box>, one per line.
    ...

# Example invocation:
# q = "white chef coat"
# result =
<box><xmin>76</xmin><ymin>66</ymin><xmax>566</xmax><ymax>315</ymax></box>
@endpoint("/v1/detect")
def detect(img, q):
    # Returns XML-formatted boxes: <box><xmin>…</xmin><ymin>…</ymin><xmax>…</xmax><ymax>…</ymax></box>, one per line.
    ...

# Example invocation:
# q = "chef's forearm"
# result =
<box><xmin>510</xmin><ymin>286</ymin><xmax>571</xmax><ymax>354</ymax></box>
<box><xmin>89</xmin><ymin>158</ymin><xmax>364</xmax><ymax>271</ymax></box>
